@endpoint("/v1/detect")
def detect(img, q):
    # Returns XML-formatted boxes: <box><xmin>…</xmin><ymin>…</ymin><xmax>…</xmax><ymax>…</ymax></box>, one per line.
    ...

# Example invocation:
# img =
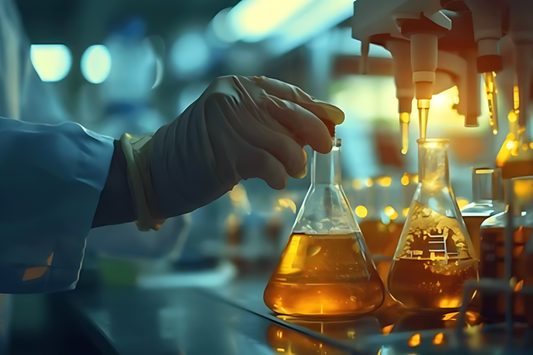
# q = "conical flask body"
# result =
<box><xmin>264</xmin><ymin>139</ymin><xmax>384</xmax><ymax>317</ymax></box>
<box><xmin>388</xmin><ymin>139</ymin><xmax>479</xmax><ymax>310</ymax></box>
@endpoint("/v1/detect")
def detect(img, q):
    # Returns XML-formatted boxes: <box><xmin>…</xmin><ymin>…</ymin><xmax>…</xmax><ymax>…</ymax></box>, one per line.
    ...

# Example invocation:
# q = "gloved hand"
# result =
<box><xmin>121</xmin><ymin>75</ymin><xmax>344</xmax><ymax>230</ymax></box>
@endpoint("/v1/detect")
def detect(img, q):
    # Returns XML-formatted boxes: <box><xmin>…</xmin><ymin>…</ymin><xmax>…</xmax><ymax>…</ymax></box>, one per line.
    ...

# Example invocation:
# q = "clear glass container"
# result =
<box><xmin>359</xmin><ymin>176</ymin><xmax>403</xmax><ymax>261</ymax></box>
<box><xmin>388</xmin><ymin>139</ymin><xmax>479</xmax><ymax>310</ymax></box>
<box><xmin>461</xmin><ymin>168</ymin><xmax>505</xmax><ymax>257</ymax></box>
<box><xmin>263</xmin><ymin>138</ymin><xmax>384</xmax><ymax>317</ymax></box>
<box><xmin>479</xmin><ymin>177</ymin><xmax>533</xmax><ymax>320</ymax></box>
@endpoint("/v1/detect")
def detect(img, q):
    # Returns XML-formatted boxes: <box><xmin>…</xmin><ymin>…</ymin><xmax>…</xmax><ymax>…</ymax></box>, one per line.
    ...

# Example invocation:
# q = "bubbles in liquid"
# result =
<box><xmin>264</xmin><ymin>233</ymin><xmax>384</xmax><ymax>317</ymax></box>
<box><xmin>388</xmin><ymin>202</ymin><xmax>479</xmax><ymax>310</ymax></box>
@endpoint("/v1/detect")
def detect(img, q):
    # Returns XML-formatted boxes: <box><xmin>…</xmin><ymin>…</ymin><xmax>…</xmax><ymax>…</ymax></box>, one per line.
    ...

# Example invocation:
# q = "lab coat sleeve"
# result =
<box><xmin>0</xmin><ymin>117</ymin><xmax>114</xmax><ymax>293</ymax></box>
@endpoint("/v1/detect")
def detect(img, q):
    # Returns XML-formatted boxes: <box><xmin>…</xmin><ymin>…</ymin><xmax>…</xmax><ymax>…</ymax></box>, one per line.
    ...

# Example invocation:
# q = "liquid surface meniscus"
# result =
<box><xmin>264</xmin><ymin>233</ymin><xmax>384</xmax><ymax>317</ymax></box>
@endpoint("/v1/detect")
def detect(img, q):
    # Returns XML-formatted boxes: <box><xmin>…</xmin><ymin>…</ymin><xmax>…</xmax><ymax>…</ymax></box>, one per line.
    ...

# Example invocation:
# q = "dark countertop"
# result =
<box><xmin>65</xmin><ymin>278</ymin><xmax>533</xmax><ymax>355</ymax></box>
<box><xmin>66</xmin><ymin>286</ymin><xmax>357</xmax><ymax>355</ymax></box>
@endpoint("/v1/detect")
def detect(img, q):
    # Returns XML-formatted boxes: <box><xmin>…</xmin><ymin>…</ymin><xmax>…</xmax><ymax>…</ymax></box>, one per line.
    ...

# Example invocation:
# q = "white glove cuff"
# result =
<box><xmin>120</xmin><ymin>133</ymin><xmax>165</xmax><ymax>231</ymax></box>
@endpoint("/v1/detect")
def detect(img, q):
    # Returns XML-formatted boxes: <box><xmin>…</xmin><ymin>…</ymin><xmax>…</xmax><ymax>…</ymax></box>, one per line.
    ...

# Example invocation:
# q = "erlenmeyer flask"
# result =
<box><xmin>388</xmin><ymin>139</ymin><xmax>479</xmax><ymax>310</ymax></box>
<box><xmin>263</xmin><ymin>138</ymin><xmax>384</xmax><ymax>317</ymax></box>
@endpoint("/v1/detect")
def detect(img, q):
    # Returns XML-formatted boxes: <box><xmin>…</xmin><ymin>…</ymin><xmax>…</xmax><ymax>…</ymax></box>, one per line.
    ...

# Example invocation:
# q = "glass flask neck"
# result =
<box><xmin>312</xmin><ymin>138</ymin><xmax>342</xmax><ymax>186</ymax></box>
<box><xmin>417</xmin><ymin>139</ymin><xmax>450</xmax><ymax>190</ymax></box>
<box><xmin>472</xmin><ymin>168</ymin><xmax>503</xmax><ymax>203</ymax></box>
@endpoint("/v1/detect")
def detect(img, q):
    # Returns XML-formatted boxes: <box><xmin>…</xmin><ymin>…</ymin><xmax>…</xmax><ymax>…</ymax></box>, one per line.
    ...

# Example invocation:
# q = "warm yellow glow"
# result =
<box><xmin>277</xmin><ymin>330</ymin><xmax>283</xmax><ymax>338</ymax></box>
<box><xmin>382</xmin><ymin>325</ymin><xmax>394</xmax><ymax>335</ymax></box>
<box><xmin>377</xmin><ymin>176</ymin><xmax>392</xmax><ymax>187</ymax></box>
<box><xmin>508</xmin><ymin>110</ymin><xmax>518</xmax><ymax>124</ymax></box>
<box><xmin>515</xmin><ymin>279</ymin><xmax>524</xmax><ymax>292</ymax></box>
<box><xmin>277</xmin><ymin>348</ymin><xmax>285</xmax><ymax>352</ymax></box>
<box><xmin>355</xmin><ymin>205</ymin><xmax>368</xmax><ymax>218</ymax></box>
<box><xmin>457</xmin><ymin>199</ymin><xmax>469</xmax><ymax>210</ymax></box>
<box><xmin>229</xmin><ymin>184</ymin><xmax>247</xmax><ymax>202</ymax></box>
<box><xmin>514</xmin><ymin>179</ymin><xmax>533</xmax><ymax>198</ymax></box>
<box><xmin>496</xmin><ymin>133</ymin><xmax>518</xmax><ymax>167</ymax></box>
<box><xmin>401</xmin><ymin>174</ymin><xmax>409</xmax><ymax>186</ymax></box>
<box><xmin>390</xmin><ymin>211</ymin><xmax>399</xmax><ymax>220</ymax></box>
<box><xmin>412</xmin><ymin>175</ymin><xmax>419</xmax><ymax>183</ymax></box>
<box><xmin>403</xmin><ymin>207</ymin><xmax>410</xmax><ymax>217</ymax></box>
<box><xmin>347</xmin><ymin>330</ymin><xmax>356</xmax><ymax>339</ymax></box>
<box><xmin>513</xmin><ymin>85</ymin><xmax>520</xmax><ymax>111</ymax></box>
<box><xmin>365</xmin><ymin>178</ymin><xmax>373</xmax><ymax>187</ymax></box>
<box><xmin>352</xmin><ymin>179</ymin><xmax>363</xmax><ymax>190</ymax></box>
<box><xmin>278</xmin><ymin>236</ymin><xmax>302</xmax><ymax>274</ymax></box>
<box><xmin>530</xmin><ymin>142</ymin><xmax>533</xmax><ymax>149</ymax></box>
<box><xmin>438</xmin><ymin>298</ymin><xmax>461</xmax><ymax>308</ymax></box>
<box><xmin>408</xmin><ymin>333</ymin><xmax>421</xmax><ymax>347</ymax></box>
<box><xmin>384</xmin><ymin>206</ymin><xmax>395</xmax><ymax>217</ymax></box>
<box><xmin>400</xmin><ymin>112</ymin><xmax>410</xmax><ymax>155</ymax></box>
<box><xmin>432</xmin><ymin>93</ymin><xmax>448</xmax><ymax>105</ymax></box>
<box><xmin>278</xmin><ymin>198</ymin><xmax>297</xmax><ymax>214</ymax></box>
<box><xmin>442</xmin><ymin>312</ymin><xmax>459</xmax><ymax>321</ymax></box>
<box><xmin>433</xmin><ymin>332</ymin><xmax>444</xmax><ymax>345</ymax></box>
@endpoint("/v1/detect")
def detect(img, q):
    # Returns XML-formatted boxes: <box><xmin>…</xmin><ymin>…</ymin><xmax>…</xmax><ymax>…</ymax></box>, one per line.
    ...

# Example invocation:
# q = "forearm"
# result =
<box><xmin>92</xmin><ymin>140</ymin><xmax>137</xmax><ymax>228</ymax></box>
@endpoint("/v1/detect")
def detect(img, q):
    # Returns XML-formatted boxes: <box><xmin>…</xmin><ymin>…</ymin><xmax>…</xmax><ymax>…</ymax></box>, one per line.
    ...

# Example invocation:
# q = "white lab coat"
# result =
<box><xmin>0</xmin><ymin>0</ymin><xmax>114</xmax><ymax>294</ymax></box>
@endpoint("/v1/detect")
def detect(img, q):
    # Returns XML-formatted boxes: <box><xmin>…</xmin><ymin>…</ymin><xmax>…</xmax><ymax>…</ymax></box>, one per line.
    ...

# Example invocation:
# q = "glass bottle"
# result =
<box><xmin>263</xmin><ymin>138</ymin><xmax>384</xmax><ymax>317</ymax></box>
<box><xmin>388</xmin><ymin>139</ymin><xmax>479</xmax><ymax>310</ymax></box>
<box><xmin>461</xmin><ymin>168</ymin><xmax>505</xmax><ymax>258</ymax></box>
<box><xmin>479</xmin><ymin>177</ymin><xmax>533</xmax><ymax>320</ymax></box>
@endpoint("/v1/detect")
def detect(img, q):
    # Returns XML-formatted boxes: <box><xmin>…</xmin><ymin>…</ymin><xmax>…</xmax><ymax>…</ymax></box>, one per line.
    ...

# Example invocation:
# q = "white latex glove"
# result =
<box><xmin>121</xmin><ymin>75</ymin><xmax>344</xmax><ymax>230</ymax></box>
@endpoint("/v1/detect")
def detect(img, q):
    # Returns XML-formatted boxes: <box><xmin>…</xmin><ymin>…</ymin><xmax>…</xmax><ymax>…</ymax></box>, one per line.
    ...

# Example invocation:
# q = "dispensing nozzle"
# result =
<box><xmin>400</xmin><ymin>112</ymin><xmax>410</xmax><ymax>154</ymax></box>
<box><xmin>397</xmin><ymin>13</ymin><xmax>449</xmax><ymax>140</ymax></box>
<box><xmin>484</xmin><ymin>71</ymin><xmax>499</xmax><ymax>135</ymax></box>
<box><xmin>510</xmin><ymin>0</ymin><xmax>533</xmax><ymax>143</ymax></box>
<box><xmin>386</xmin><ymin>39</ymin><xmax>414</xmax><ymax>155</ymax></box>
<box><xmin>464</xmin><ymin>0</ymin><xmax>503</xmax><ymax>134</ymax></box>
<box><xmin>513</xmin><ymin>42</ymin><xmax>532</xmax><ymax>142</ymax></box>
<box><xmin>410</xmin><ymin>33</ymin><xmax>439</xmax><ymax>139</ymax></box>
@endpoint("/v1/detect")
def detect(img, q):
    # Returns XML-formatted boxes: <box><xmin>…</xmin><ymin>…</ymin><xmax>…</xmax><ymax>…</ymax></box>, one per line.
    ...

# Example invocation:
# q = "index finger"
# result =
<box><xmin>249</xmin><ymin>76</ymin><xmax>345</xmax><ymax>125</ymax></box>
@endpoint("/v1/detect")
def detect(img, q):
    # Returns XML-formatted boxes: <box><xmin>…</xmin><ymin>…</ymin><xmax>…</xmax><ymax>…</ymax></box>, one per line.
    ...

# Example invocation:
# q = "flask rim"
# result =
<box><xmin>416</xmin><ymin>138</ymin><xmax>450</xmax><ymax>144</ymax></box>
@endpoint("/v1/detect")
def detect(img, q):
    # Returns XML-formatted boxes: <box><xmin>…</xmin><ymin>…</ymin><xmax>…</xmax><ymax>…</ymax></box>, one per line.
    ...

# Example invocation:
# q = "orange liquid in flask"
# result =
<box><xmin>263</xmin><ymin>233</ymin><xmax>384</xmax><ymax>317</ymax></box>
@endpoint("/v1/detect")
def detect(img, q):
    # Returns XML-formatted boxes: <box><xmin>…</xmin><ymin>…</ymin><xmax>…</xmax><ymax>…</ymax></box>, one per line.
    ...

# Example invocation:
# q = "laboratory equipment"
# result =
<box><xmin>263</xmin><ymin>138</ymin><xmax>384</xmax><ymax>317</ymax></box>
<box><xmin>388</xmin><ymin>139</ymin><xmax>478</xmax><ymax>310</ymax></box>
<box><xmin>509</xmin><ymin>0</ymin><xmax>533</xmax><ymax>143</ymax></box>
<box><xmin>479</xmin><ymin>176</ymin><xmax>533</xmax><ymax>320</ymax></box>
<box><xmin>351</xmin><ymin>0</ymin><xmax>530</xmax><ymax>147</ymax></box>
<box><xmin>461</xmin><ymin>168</ymin><xmax>505</xmax><ymax>257</ymax></box>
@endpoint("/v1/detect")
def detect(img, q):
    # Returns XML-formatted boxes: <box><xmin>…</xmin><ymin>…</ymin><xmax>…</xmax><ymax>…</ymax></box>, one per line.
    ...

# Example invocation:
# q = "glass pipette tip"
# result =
<box><xmin>400</xmin><ymin>112</ymin><xmax>410</xmax><ymax>154</ymax></box>
<box><xmin>484</xmin><ymin>72</ymin><xmax>499</xmax><ymax>135</ymax></box>
<box><xmin>418</xmin><ymin>99</ymin><xmax>430</xmax><ymax>140</ymax></box>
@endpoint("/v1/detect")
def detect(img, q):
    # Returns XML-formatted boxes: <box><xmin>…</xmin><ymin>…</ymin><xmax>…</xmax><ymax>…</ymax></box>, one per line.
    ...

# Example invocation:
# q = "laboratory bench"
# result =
<box><xmin>37</xmin><ymin>276</ymin><xmax>532</xmax><ymax>355</ymax></box>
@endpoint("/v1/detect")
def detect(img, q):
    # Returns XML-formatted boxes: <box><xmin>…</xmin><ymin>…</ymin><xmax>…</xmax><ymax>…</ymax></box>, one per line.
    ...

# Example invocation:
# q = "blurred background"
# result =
<box><xmin>8</xmin><ymin>0</ymin><xmax>503</xmax><ymax>353</ymax></box>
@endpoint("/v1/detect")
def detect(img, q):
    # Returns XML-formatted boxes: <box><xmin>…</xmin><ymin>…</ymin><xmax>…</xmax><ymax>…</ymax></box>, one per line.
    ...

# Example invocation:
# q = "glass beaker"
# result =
<box><xmin>461</xmin><ymin>168</ymin><xmax>505</xmax><ymax>258</ymax></box>
<box><xmin>479</xmin><ymin>177</ymin><xmax>533</xmax><ymax>320</ymax></box>
<box><xmin>263</xmin><ymin>138</ymin><xmax>384</xmax><ymax>317</ymax></box>
<box><xmin>388</xmin><ymin>139</ymin><xmax>479</xmax><ymax>310</ymax></box>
